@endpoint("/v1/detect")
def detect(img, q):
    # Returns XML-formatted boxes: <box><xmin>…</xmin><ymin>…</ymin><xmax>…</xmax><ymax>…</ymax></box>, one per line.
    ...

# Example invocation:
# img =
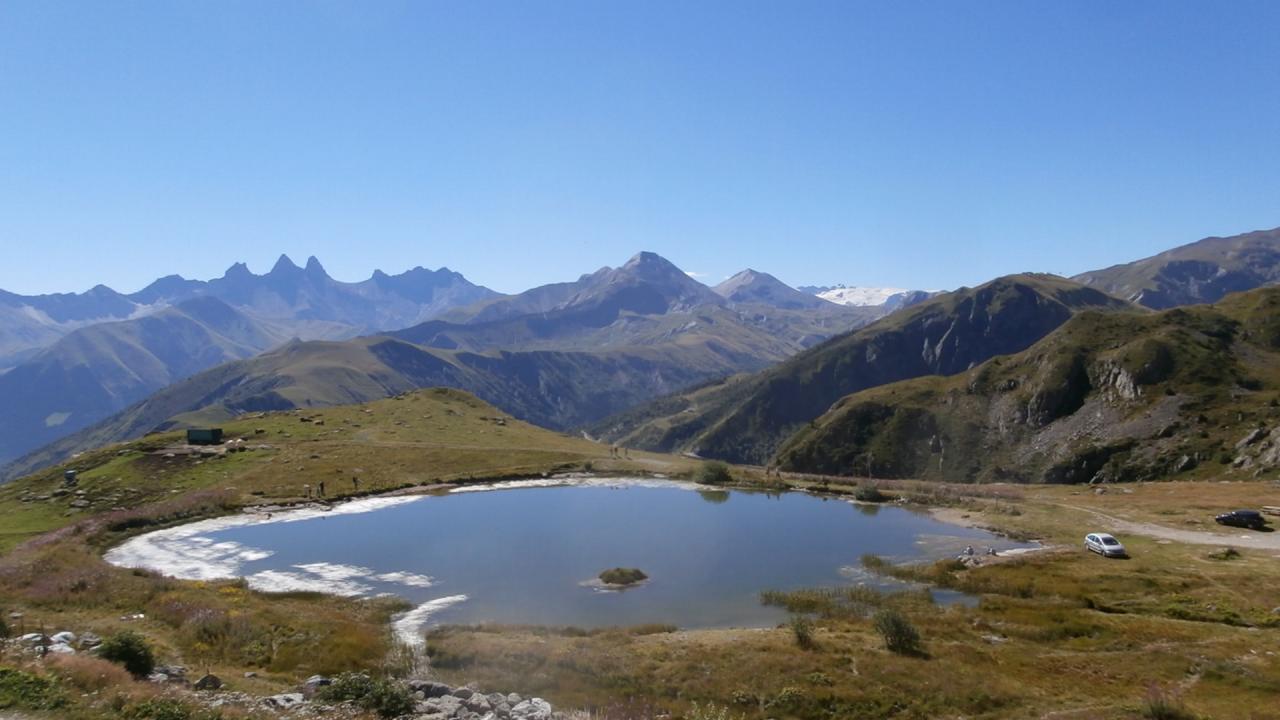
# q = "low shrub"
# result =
<box><xmin>788</xmin><ymin>615</ymin><xmax>815</xmax><ymax>649</ymax></box>
<box><xmin>872</xmin><ymin>608</ymin><xmax>922</xmax><ymax>656</ymax></box>
<box><xmin>1141</xmin><ymin>683</ymin><xmax>1197</xmax><ymax>719</ymax></box>
<box><xmin>48</xmin><ymin>654</ymin><xmax>135</xmax><ymax>693</ymax></box>
<box><xmin>318</xmin><ymin>672</ymin><xmax>414</xmax><ymax>719</ymax></box>
<box><xmin>97</xmin><ymin>631</ymin><xmax>157</xmax><ymax>678</ymax></box>
<box><xmin>694</xmin><ymin>461</ymin><xmax>732</xmax><ymax>486</ymax></box>
<box><xmin>687</xmin><ymin>702</ymin><xmax>740</xmax><ymax>720</ymax></box>
<box><xmin>1206</xmin><ymin>547</ymin><xmax>1241</xmax><ymax>561</ymax></box>
<box><xmin>124</xmin><ymin>697</ymin><xmax>220</xmax><ymax>720</ymax></box>
<box><xmin>0</xmin><ymin>667</ymin><xmax>65</xmax><ymax>710</ymax></box>
<box><xmin>854</xmin><ymin>484</ymin><xmax>887</xmax><ymax>502</ymax></box>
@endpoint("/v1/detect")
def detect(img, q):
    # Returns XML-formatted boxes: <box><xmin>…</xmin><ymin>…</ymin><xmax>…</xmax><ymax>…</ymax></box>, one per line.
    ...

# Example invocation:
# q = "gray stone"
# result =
<box><xmin>1238</xmin><ymin>428</ymin><xmax>1267</xmax><ymax>448</ymax></box>
<box><xmin>507</xmin><ymin>693</ymin><xmax>522</xmax><ymax>705</ymax></box>
<box><xmin>465</xmin><ymin>694</ymin><xmax>492</xmax><ymax>713</ymax></box>
<box><xmin>195</xmin><ymin>674</ymin><xmax>222</xmax><ymax>690</ymax></box>
<box><xmin>147</xmin><ymin>673</ymin><xmax>170</xmax><ymax>684</ymax></box>
<box><xmin>46</xmin><ymin>643</ymin><xmax>75</xmax><ymax>655</ymax></box>
<box><xmin>511</xmin><ymin>698</ymin><xmax>553</xmax><ymax>720</ymax></box>
<box><xmin>410</xmin><ymin>680</ymin><xmax>454</xmax><ymax>698</ymax></box>
<box><xmin>243</xmin><ymin>671</ymin><xmax>258</xmax><ymax>678</ymax></box>
<box><xmin>265</xmin><ymin>693</ymin><xmax>306</xmax><ymax>709</ymax></box>
<box><xmin>78</xmin><ymin>632</ymin><xmax>102</xmax><ymax>649</ymax></box>
<box><xmin>426</xmin><ymin>695</ymin><xmax>464</xmax><ymax>716</ymax></box>
<box><xmin>453</xmin><ymin>687</ymin><xmax>475</xmax><ymax>700</ymax></box>
<box><xmin>50</xmin><ymin>631</ymin><xmax>76</xmax><ymax>644</ymax></box>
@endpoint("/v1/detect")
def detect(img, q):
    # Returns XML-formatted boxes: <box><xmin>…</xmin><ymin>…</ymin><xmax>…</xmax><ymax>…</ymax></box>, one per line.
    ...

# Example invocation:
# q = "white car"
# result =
<box><xmin>1084</xmin><ymin>533</ymin><xmax>1126</xmax><ymax>558</ymax></box>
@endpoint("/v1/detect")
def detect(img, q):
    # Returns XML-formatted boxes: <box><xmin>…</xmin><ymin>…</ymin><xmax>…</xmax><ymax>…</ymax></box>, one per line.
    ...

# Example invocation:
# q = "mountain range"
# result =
<box><xmin>0</xmin><ymin>255</ymin><xmax>498</xmax><ymax>372</ymax></box>
<box><xmin>6</xmin><ymin>225</ymin><xmax>1280</xmax><ymax>483</ymax></box>
<box><xmin>0</xmin><ymin>253</ymin><xmax>887</xmax><ymax>478</ymax></box>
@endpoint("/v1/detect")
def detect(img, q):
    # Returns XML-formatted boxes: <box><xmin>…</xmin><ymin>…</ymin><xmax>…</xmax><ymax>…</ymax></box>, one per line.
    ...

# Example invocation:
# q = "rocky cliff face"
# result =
<box><xmin>777</xmin><ymin>288</ymin><xmax>1280</xmax><ymax>484</ymax></box>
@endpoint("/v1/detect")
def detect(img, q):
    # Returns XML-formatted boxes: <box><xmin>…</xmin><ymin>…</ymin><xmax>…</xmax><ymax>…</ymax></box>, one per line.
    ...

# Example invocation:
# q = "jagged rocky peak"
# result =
<box><xmin>269</xmin><ymin>254</ymin><xmax>302</xmax><ymax>275</ymax></box>
<box><xmin>304</xmin><ymin>256</ymin><xmax>329</xmax><ymax>277</ymax></box>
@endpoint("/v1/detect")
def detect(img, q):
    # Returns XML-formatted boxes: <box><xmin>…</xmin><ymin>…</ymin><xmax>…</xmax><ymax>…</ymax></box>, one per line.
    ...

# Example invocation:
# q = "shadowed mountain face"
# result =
<box><xmin>1074</xmin><ymin>227</ymin><xmax>1280</xmax><ymax>309</ymax></box>
<box><xmin>0</xmin><ymin>298</ymin><xmax>292</xmax><ymax>467</ymax></box>
<box><xmin>778</xmin><ymin>286</ymin><xmax>1280</xmax><ymax>484</ymax></box>
<box><xmin>0</xmin><ymin>256</ymin><xmax>499</xmax><ymax>369</ymax></box>
<box><xmin>590</xmin><ymin>274</ymin><xmax>1134</xmax><ymax>465</ymax></box>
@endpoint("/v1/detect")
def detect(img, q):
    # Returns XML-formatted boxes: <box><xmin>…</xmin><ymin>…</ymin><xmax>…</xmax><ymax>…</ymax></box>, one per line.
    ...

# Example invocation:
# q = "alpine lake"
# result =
<box><xmin>106</xmin><ymin>479</ymin><xmax>1031</xmax><ymax>642</ymax></box>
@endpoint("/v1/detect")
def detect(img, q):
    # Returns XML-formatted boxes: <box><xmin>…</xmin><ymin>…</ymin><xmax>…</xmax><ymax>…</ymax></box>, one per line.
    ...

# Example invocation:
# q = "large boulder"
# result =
<box><xmin>510</xmin><ymin>698</ymin><xmax>554</xmax><ymax>720</ymax></box>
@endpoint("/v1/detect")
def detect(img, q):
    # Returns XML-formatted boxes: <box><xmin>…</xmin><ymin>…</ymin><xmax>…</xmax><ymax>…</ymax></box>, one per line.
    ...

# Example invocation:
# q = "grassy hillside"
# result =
<box><xmin>0</xmin><ymin>389</ymin><xmax>695</xmax><ymax>718</ymax></box>
<box><xmin>0</xmin><ymin>387</ymin><xmax>678</xmax><ymax>553</ymax></box>
<box><xmin>778</xmin><ymin>286</ymin><xmax>1280</xmax><ymax>482</ymax></box>
<box><xmin>2</xmin><ymin>330</ymin><xmax>774</xmax><ymax>481</ymax></box>
<box><xmin>594</xmin><ymin>274</ymin><xmax>1134</xmax><ymax>465</ymax></box>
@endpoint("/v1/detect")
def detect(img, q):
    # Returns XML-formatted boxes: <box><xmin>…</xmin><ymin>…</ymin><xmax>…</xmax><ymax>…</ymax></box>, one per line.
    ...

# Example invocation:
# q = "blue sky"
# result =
<box><xmin>2</xmin><ymin>1</ymin><xmax>1279</xmax><ymax>296</ymax></box>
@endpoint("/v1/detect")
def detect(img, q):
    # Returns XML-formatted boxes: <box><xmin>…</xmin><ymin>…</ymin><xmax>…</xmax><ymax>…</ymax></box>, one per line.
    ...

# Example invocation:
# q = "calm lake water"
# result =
<box><xmin>113</xmin><ymin>481</ymin><xmax>1027</xmax><ymax>632</ymax></box>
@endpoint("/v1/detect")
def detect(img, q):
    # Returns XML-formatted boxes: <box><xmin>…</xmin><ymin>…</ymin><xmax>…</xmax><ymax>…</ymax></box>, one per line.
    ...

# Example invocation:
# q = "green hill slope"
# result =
<box><xmin>1</xmin><ymin>329</ymin><xmax>766</xmax><ymax>480</ymax></box>
<box><xmin>778</xmin><ymin>286</ymin><xmax>1280</xmax><ymax>482</ymax></box>
<box><xmin>593</xmin><ymin>274</ymin><xmax>1133</xmax><ymax>464</ymax></box>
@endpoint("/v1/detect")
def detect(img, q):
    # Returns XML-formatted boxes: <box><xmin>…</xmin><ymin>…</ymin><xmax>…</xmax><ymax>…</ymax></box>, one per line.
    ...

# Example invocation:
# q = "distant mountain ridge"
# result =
<box><xmin>0</xmin><ymin>297</ymin><xmax>292</xmax><ymax>466</ymax></box>
<box><xmin>0</xmin><ymin>256</ymin><xmax>499</xmax><ymax>370</ymax></box>
<box><xmin>715</xmin><ymin>270</ymin><xmax>832</xmax><ymax>310</ymax></box>
<box><xmin>1074</xmin><ymin>226</ymin><xmax>1280</xmax><ymax>309</ymax></box>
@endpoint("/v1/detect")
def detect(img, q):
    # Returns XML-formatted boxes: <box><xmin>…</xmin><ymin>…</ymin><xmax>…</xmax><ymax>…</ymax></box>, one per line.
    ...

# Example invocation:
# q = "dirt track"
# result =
<box><xmin>1055</xmin><ymin>503</ymin><xmax>1280</xmax><ymax>550</ymax></box>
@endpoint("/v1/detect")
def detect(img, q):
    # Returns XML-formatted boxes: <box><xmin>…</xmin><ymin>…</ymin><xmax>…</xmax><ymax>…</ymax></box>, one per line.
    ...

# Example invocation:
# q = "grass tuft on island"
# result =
<box><xmin>598</xmin><ymin>567</ymin><xmax>648</xmax><ymax>587</ymax></box>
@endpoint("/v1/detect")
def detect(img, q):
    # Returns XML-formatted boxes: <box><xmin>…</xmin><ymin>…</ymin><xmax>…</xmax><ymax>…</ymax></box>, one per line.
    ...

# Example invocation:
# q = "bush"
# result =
<box><xmin>1141</xmin><ymin>683</ymin><xmax>1197</xmax><ymax>719</ymax></box>
<box><xmin>97</xmin><ymin>631</ymin><xmax>156</xmax><ymax>678</ymax></box>
<box><xmin>318</xmin><ymin>672</ymin><xmax>414</xmax><ymax>719</ymax></box>
<box><xmin>125</xmin><ymin>698</ymin><xmax>197</xmax><ymax>720</ymax></box>
<box><xmin>694</xmin><ymin>461</ymin><xmax>732</xmax><ymax>486</ymax></box>
<box><xmin>48</xmin><ymin>654</ymin><xmax>135</xmax><ymax>693</ymax></box>
<box><xmin>872</xmin><ymin>608</ymin><xmax>922</xmax><ymax>655</ymax></box>
<box><xmin>1206</xmin><ymin>547</ymin><xmax>1241</xmax><ymax>561</ymax></box>
<box><xmin>854</xmin><ymin>484</ymin><xmax>887</xmax><ymax>502</ymax></box>
<box><xmin>361</xmin><ymin>679</ymin><xmax>416</xmax><ymax>719</ymax></box>
<box><xmin>788</xmin><ymin>615</ymin><xmax>815</xmax><ymax>649</ymax></box>
<box><xmin>0</xmin><ymin>667</ymin><xmax>65</xmax><ymax>710</ymax></box>
<box><xmin>0</xmin><ymin>615</ymin><xmax>8</xmax><ymax>639</ymax></box>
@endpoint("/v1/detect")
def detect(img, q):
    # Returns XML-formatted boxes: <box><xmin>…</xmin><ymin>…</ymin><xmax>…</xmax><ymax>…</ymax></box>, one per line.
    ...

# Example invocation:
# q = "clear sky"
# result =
<box><xmin>2</xmin><ymin>1</ymin><xmax>1279</xmax><ymax>296</ymax></box>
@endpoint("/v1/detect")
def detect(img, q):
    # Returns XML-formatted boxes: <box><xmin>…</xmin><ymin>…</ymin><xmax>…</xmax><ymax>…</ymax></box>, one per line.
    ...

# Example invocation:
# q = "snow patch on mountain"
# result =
<box><xmin>809</xmin><ymin>286</ymin><xmax>909</xmax><ymax>307</ymax></box>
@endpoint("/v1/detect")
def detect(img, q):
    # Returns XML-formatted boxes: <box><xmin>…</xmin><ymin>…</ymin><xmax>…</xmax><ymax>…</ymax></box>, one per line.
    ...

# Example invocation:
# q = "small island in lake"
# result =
<box><xmin>598</xmin><ymin>567</ymin><xmax>648</xmax><ymax>587</ymax></box>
